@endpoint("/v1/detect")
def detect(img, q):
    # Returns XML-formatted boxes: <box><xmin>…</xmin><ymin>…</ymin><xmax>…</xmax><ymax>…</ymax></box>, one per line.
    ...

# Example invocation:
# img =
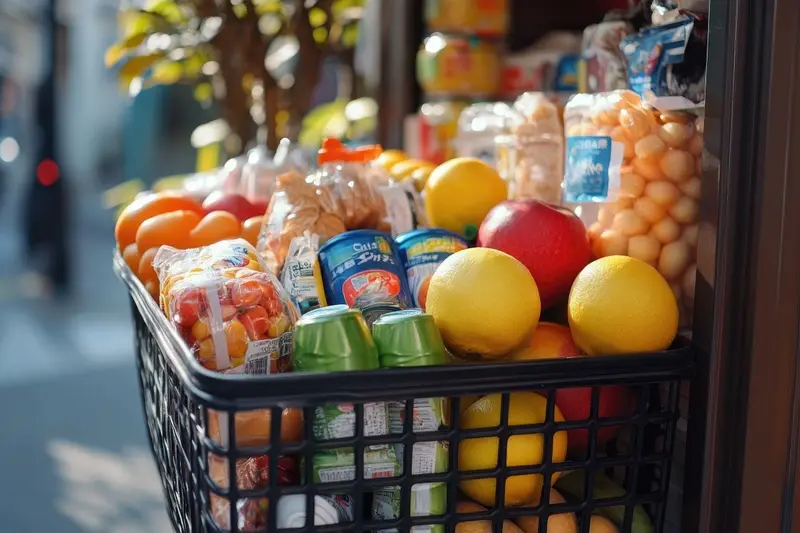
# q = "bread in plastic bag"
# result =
<box><xmin>257</xmin><ymin>140</ymin><xmax>395</xmax><ymax>272</ymax></box>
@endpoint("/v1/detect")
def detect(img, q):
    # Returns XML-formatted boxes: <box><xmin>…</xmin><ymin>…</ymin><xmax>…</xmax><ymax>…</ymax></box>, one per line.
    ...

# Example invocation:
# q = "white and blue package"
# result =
<box><xmin>620</xmin><ymin>14</ymin><xmax>706</xmax><ymax>104</ymax></box>
<box><xmin>562</xmin><ymin>93</ymin><xmax>627</xmax><ymax>204</ymax></box>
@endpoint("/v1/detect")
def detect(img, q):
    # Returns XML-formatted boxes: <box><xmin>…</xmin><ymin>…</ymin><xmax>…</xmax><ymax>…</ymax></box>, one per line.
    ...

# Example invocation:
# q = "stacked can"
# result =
<box><xmin>292</xmin><ymin>306</ymin><xmax>400</xmax><ymax>493</ymax></box>
<box><xmin>370</xmin><ymin>309</ymin><xmax>448</xmax><ymax>533</ymax></box>
<box><xmin>413</xmin><ymin>0</ymin><xmax>510</xmax><ymax>166</ymax></box>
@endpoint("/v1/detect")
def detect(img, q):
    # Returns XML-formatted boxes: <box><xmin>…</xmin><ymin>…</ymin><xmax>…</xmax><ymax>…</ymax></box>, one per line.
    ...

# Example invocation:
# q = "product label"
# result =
<box><xmin>373</xmin><ymin>483</ymin><xmax>447</xmax><ymax>533</ymax></box>
<box><xmin>394</xmin><ymin>441</ymin><xmax>450</xmax><ymax>476</ymax></box>
<box><xmin>621</xmin><ymin>17</ymin><xmax>695</xmax><ymax>100</ymax></box>
<box><xmin>311</xmin><ymin>447</ymin><xmax>400</xmax><ymax>483</ymax></box>
<box><xmin>280</xmin><ymin>233</ymin><xmax>321</xmax><ymax>315</ymax></box>
<box><xmin>388</xmin><ymin>398</ymin><xmax>448</xmax><ymax>434</ymax></box>
<box><xmin>229</xmin><ymin>331</ymin><xmax>293</xmax><ymax>375</ymax></box>
<box><xmin>380</xmin><ymin>187</ymin><xmax>415</xmax><ymax>236</ymax></box>
<box><xmin>398</xmin><ymin>234</ymin><xmax>467</xmax><ymax>309</ymax></box>
<box><xmin>564</xmin><ymin>135</ymin><xmax>624</xmax><ymax>203</ymax></box>
<box><xmin>323</xmin><ymin>495</ymin><xmax>356</xmax><ymax>523</ymax></box>
<box><xmin>319</xmin><ymin>233</ymin><xmax>411</xmax><ymax>312</ymax></box>
<box><xmin>313</xmin><ymin>402</ymin><xmax>389</xmax><ymax>440</ymax></box>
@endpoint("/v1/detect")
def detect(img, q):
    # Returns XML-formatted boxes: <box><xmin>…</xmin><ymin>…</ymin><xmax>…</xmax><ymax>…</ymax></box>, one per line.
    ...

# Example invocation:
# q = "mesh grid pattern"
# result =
<box><xmin>130</xmin><ymin>298</ymin><xmax>688</xmax><ymax>533</ymax></box>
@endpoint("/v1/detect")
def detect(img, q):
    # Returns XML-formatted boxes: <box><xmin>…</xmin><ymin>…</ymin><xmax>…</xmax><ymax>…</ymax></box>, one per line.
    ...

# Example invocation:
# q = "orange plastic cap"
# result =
<box><xmin>317</xmin><ymin>137</ymin><xmax>383</xmax><ymax>165</ymax></box>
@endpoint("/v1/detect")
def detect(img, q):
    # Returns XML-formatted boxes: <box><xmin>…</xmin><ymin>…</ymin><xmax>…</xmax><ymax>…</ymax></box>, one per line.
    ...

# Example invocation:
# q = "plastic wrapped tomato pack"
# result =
<box><xmin>563</xmin><ymin>91</ymin><xmax>702</xmax><ymax>326</ymax></box>
<box><xmin>154</xmin><ymin>239</ymin><xmax>297</xmax><ymax>374</ymax></box>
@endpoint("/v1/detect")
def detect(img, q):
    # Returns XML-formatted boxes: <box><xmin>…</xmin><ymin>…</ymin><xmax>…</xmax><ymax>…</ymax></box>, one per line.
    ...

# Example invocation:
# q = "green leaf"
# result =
<box><xmin>341</xmin><ymin>23</ymin><xmax>359</xmax><ymax>48</ymax></box>
<box><xmin>313</xmin><ymin>27</ymin><xmax>328</xmax><ymax>44</ymax></box>
<box><xmin>254</xmin><ymin>0</ymin><xmax>284</xmax><ymax>15</ymax></box>
<box><xmin>144</xmin><ymin>0</ymin><xmax>185</xmax><ymax>24</ymax></box>
<box><xmin>121</xmin><ymin>10</ymin><xmax>173</xmax><ymax>38</ymax></box>
<box><xmin>118</xmin><ymin>53</ymin><xmax>166</xmax><ymax>86</ymax></box>
<box><xmin>193</xmin><ymin>82</ymin><xmax>214</xmax><ymax>104</ymax></box>
<box><xmin>105</xmin><ymin>32</ymin><xmax>149</xmax><ymax>68</ymax></box>
<box><xmin>149</xmin><ymin>59</ymin><xmax>184</xmax><ymax>84</ymax></box>
<box><xmin>299</xmin><ymin>99</ymin><xmax>348</xmax><ymax>147</ymax></box>
<box><xmin>309</xmin><ymin>7</ymin><xmax>328</xmax><ymax>27</ymax></box>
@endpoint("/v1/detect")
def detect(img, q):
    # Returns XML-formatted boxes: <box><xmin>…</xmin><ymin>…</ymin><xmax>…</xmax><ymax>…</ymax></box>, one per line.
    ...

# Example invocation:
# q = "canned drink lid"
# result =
<box><xmin>301</xmin><ymin>304</ymin><xmax>355</xmax><ymax>321</ymax></box>
<box><xmin>293</xmin><ymin>307</ymin><xmax>380</xmax><ymax>372</ymax></box>
<box><xmin>373</xmin><ymin>310</ymin><xmax>446</xmax><ymax>368</ymax></box>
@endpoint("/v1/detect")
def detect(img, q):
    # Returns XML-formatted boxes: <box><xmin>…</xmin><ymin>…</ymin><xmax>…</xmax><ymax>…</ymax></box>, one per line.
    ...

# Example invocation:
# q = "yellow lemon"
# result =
<box><xmin>390</xmin><ymin>158</ymin><xmax>435</xmax><ymax>181</ymax></box>
<box><xmin>567</xmin><ymin>255</ymin><xmax>679</xmax><ymax>355</ymax></box>
<box><xmin>411</xmin><ymin>165</ymin><xmax>435</xmax><ymax>192</ymax></box>
<box><xmin>375</xmin><ymin>149</ymin><xmax>409</xmax><ymax>170</ymax></box>
<box><xmin>426</xmin><ymin>248</ymin><xmax>540</xmax><ymax>358</ymax></box>
<box><xmin>459</xmin><ymin>392</ymin><xmax>568</xmax><ymax>507</ymax></box>
<box><xmin>424</xmin><ymin>157</ymin><xmax>508</xmax><ymax>238</ymax></box>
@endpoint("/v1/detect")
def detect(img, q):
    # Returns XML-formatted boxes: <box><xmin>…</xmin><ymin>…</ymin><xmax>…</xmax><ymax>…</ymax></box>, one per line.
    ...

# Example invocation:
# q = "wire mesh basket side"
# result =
<box><xmin>134</xmin><ymin>301</ymin><xmax>205</xmax><ymax>533</ymax></box>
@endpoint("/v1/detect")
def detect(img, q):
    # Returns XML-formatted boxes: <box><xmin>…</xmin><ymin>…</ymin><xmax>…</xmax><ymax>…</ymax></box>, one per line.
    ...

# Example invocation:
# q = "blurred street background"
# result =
<box><xmin>0</xmin><ymin>0</ymin><xmax>181</xmax><ymax>530</ymax></box>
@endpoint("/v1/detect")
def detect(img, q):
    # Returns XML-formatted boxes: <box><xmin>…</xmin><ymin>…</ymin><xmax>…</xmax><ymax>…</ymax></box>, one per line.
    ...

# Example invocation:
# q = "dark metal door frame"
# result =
<box><xmin>683</xmin><ymin>0</ymin><xmax>800</xmax><ymax>529</ymax></box>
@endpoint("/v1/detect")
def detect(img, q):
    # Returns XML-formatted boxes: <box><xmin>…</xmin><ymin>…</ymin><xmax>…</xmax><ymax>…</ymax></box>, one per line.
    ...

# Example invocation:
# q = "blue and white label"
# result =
<box><xmin>564</xmin><ymin>135</ymin><xmax>623</xmax><ymax>203</ymax></box>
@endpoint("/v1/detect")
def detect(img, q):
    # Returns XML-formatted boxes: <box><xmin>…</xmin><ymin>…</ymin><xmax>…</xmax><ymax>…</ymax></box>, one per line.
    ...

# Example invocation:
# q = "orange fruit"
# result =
<box><xmin>122</xmin><ymin>243</ymin><xmax>140</xmax><ymax>273</ymax></box>
<box><xmin>115</xmin><ymin>192</ymin><xmax>204</xmax><ymax>251</ymax></box>
<box><xmin>241</xmin><ymin>216</ymin><xmax>264</xmax><ymax>247</ymax></box>
<box><xmin>138</xmin><ymin>247</ymin><xmax>160</xmax><ymax>285</ymax></box>
<box><xmin>135</xmin><ymin>210</ymin><xmax>201</xmax><ymax>252</ymax></box>
<box><xmin>190</xmin><ymin>211</ymin><xmax>241</xmax><ymax>248</ymax></box>
<box><xmin>144</xmin><ymin>280</ymin><xmax>159</xmax><ymax>300</ymax></box>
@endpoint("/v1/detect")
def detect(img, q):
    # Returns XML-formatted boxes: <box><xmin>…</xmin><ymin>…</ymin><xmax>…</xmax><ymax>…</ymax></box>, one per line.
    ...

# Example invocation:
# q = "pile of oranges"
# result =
<box><xmin>116</xmin><ymin>192</ymin><xmax>264</xmax><ymax>298</ymax></box>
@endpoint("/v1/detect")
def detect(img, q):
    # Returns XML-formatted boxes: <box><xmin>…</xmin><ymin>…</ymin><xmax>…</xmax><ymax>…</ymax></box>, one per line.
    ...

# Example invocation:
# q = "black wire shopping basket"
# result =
<box><xmin>115</xmin><ymin>252</ymin><xmax>693</xmax><ymax>533</ymax></box>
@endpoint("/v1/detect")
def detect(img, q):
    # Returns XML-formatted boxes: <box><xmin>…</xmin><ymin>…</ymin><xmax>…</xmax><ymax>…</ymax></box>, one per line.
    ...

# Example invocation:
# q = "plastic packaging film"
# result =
<box><xmin>563</xmin><ymin>90</ymin><xmax>702</xmax><ymax>327</ymax></box>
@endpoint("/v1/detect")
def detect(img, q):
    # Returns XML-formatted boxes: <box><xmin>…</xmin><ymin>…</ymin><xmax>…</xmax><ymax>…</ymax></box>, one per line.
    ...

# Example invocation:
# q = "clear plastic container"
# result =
<box><xmin>565</xmin><ymin>91</ymin><xmax>702</xmax><ymax>326</ymax></box>
<box><xmin>454</xmin><ymin>102</ymin><xmax>513</xmax><ymax>168</ymax></box>
<box><xmin>496</xmin><ymin>92</ymin><xmax>564</xmax><ymax>204</ymax></box>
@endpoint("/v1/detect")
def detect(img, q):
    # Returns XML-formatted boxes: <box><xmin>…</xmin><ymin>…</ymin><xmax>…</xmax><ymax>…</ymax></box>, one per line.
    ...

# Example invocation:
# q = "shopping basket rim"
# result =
<box><xmin>114</xmin><ymin>249</ymin><xmax>694</xmax><ymax>407</ymax></box>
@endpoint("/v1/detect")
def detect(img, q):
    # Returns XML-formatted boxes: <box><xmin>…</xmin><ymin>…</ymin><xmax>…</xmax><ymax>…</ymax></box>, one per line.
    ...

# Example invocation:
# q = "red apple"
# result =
<box><xmin>202</xmin><ymin>192</ymin><xmax>264</xmax><ymax>221</ymax></box>
<box><xmin>478</xmin><ymin>200</ymin><xmax>593</xmax><ymax>309</ymax></box>
<box><xmin>509</xmin><ymin>322</ymin><xmax>633</xmax><ymax>456</ymax></box>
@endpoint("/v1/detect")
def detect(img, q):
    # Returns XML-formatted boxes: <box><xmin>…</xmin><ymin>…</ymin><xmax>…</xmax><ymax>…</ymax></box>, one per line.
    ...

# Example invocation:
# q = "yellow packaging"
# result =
<box><xmin>417</xmin><ymin>34</ymin><xmax>501</xmax><ymax>97</ymax></box>
<box><xmin>425</xmin><ymin>0</ymin><xmax>508</xmax><ymax>37</ymax></box>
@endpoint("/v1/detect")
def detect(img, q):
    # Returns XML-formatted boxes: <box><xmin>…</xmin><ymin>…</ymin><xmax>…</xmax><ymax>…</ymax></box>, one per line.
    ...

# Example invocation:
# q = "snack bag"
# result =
<box><xmin>154</xmin><ymin>239</ymin><xmax>297</xmax><ymax>374</ymax></box>
<box><xmin>578</xmin><ymin>21</ymin><xmax>634</xmax><ymax>93</ymax></box>
<box><xmin>497</xmin><ymin>92</ymin><xmax>564</xmax><ymax>203</ymax></box>
<box><xmin>620</xmin><ymin>13</ymin><xmax>707</xmax><ymax>106</ymax></box>
<box><xmin>257</xmin><ymin>139</ymin><xmax>396</xmax><ymax>273</ymax></box>
<box><xmin>564</xmin><ymin>90</ymin><xmax>702</xmax><ymax>327</ymax></box>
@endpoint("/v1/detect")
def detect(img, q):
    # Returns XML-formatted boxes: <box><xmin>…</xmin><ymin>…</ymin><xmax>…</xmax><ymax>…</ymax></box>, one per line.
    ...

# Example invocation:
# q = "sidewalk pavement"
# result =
<box><xmin>0</xmin><ymin>182</ymin><xmax>170</xmax><ymax>532</ymax></box>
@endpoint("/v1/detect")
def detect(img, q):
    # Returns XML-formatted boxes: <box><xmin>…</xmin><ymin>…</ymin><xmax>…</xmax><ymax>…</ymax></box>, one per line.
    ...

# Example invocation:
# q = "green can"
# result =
<box><xmin>371</xmin><ymin>309</ymin><xmax>446</xmax><ymax>368</ymax></box>
<box><xmin>292</xmin><ymin>305</ymin><xmax>380</xmax><ymax>372</ymax></box>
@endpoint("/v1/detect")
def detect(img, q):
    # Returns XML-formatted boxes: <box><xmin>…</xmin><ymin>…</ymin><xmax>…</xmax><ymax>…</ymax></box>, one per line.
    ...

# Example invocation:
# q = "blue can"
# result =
<box><xmin>317</xmin><ymin>230</ymin><xmax>412</xmax><ymax>326</ymax></box>
<box><xmin>395</xmin><ymin>229</ymin><xmax>468</xmax><ymax>310</ymax></box>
